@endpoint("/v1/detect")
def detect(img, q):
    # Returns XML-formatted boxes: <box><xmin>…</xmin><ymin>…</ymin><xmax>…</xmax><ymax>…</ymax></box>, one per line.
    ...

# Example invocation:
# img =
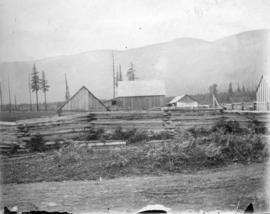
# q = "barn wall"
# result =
<box><xmin>61</xmin><ymin>88</ymin><xmax>107</xmax><ymax>112</ymax></box>
<box><xmin>116</xmin><ymin>95</ymin><xmax>165</xmax><ymax>110</ymax></box>
<box><xmin>176</xmin><ymin>101</ymin><xmax>198</xmax><ymax>108</ymax></box>
<box><xmin>256</xmin><ymin>78</ymin><xmax>270</xmax><ymax>111</ymax></box>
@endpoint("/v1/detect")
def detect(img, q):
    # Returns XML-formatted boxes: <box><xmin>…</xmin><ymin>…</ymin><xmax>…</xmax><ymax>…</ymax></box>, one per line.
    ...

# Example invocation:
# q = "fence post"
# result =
<box><xmin>253</xmin><ymin>102</ymin><xmax>257</xmax><ymax>111</ymax></box>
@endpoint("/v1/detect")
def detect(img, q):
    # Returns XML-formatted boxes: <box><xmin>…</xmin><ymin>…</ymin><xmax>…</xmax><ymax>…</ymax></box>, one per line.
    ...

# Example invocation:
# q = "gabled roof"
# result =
<box><xmin>117</xmin><ymin>80</ymin><xmax>166</xmax><ymax>97</ymax></box>
<box><xmin>256</xmin><ymin>75</ymin><xmax>270</xmax><ymax>93</ymax></box>
<box><xmin>57</xmin><ymin>86</ymin><xmax>108</xmax><ymax>111</ymax></box>
<box><xmin>169</xmin><ymin>94</ymin><xmax>199</xmax><ymax>104</ymax></box>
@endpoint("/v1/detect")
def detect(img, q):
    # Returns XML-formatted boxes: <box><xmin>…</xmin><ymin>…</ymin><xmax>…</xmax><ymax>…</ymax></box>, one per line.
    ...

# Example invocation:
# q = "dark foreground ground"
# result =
<box><xmin>1</xmin><ymin>162</ymin><xmax>268</xmax><ymax>214</ymax></box>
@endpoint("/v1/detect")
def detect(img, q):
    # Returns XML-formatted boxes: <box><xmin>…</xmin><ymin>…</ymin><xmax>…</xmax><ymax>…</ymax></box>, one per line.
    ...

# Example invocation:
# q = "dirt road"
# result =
<box><xmin>1</xmin><ymin>163</ymin><xmax>268</xmax><ymax>213</ymax></box>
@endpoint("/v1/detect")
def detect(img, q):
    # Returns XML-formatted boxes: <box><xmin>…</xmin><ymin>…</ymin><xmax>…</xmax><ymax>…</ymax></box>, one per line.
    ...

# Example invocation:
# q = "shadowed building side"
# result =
<box><xmin>57</xmin><ymin>86</ymin><xmax>108</xmax><ymax>115</ymax></box>
<box><xmin>115</xmin><ymin>80</ymin><xmax>166</xmax><ymax>110</ymax></box>
<box><xmin>256</xmin><ymin>75</ymin><xmax>270</xmax><ymax>111</ymax></box>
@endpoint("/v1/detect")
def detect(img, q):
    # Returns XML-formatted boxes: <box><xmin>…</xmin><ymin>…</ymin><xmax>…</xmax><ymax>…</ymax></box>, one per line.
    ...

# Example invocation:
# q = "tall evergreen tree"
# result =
<box><xmin>209</xmin><ymin>83</ymin><xmax>218</xmax><ymax>107</ymax></box>
<box><xmin>209</xmin><ymin>83</ymin><xmax>218</xmax><ymax>96</ymax></box>
<box><xmin>31</xmin><ymin>64</ymin><xmax>40</xmax><ymax>111</ymax></box>
<box><xmin>116</xmin><ymin>64</ymin><xmax>123</xmax><ymax>86</ymax></box>
<box><xmin>228</xmin><ymin>82</ymin><xmax>233</xmax><ymax>96</ymax></box>
<box><xmin>41</xmin><ymin>71</ymin><xmax>50</xmax><ymax>111</ymax></box>
<box><xmin>242</xmin><ymin>84</ymin><xmax>246</xmax><ymax>93</ymax></box>
<box><xmin>0</xmin><ymin>82</ymin><xmax>2</xmax><ymax>111</ymax></box>
<box><xmin>65</xmin><ymin>73</ymin><xmax>70</xmax><ymax>101</ymax></box>
<box><xmin>28</xmin><ymin>72</ymin><xmax>33</xmax><ymax>111</ymax></box>
<box><xmin>237</xmin><ymin>83</ymin><xmax>241</xmax><ymax>93</ymax></box>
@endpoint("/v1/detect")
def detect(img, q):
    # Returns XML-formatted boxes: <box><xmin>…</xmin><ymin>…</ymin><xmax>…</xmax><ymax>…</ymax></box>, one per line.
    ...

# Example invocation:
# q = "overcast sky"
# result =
<box><xmin>0</xmin><ymin>0</ymin><xmax>270</xmax><ymax>62</ymax></box>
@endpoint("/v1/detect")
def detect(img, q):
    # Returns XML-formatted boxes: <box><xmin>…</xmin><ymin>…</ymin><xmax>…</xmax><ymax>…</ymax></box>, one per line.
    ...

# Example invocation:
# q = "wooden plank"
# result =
<box><xmin>73</xmin><ymin>140</ymin><xmax>126</xmax><ymax>146</ymax></box>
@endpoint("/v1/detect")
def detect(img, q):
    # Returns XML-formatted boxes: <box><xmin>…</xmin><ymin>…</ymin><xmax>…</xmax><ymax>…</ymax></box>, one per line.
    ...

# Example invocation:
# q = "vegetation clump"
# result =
<box><xmin>26</xmin><ymin>133</ymin><xmax>46</xmax><ymax>152</ymax></box>
<box><xmin>4</xmin><ymin>117</ymin><xmax>267</xmax><ymax>183</ymax></box>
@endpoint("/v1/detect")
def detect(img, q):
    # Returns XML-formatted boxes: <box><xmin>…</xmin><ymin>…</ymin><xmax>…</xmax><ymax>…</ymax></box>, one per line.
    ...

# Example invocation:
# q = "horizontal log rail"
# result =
<box><xmin>0</xmin><ymin>110</ymin><xmax>269</xmax><ymax>154</ymax></box>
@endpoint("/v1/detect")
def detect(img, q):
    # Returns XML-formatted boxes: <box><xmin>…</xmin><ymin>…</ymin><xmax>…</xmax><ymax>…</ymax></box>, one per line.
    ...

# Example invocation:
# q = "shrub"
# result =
<box><xmin>188</xmin><ymin>127</ymin><xmax>210</xmax><ymax>138</ymax></box>
<box><xmin>113</xmin><ymin>126</ymin><xmax>126</xmax><ymax>140</ymax></box>
<box><xmin>148</xmin><ymin>130</ymin><xmax>174</xmax><ymax>140</ymax></box>
<box><xmin>53</xmin><ymin>144</ymin><xmax>84</xmax><ymax>165</ymax></box>
<box><xmin>111</xmin><ymin>127</ymin><xmax>149</xmax><ymax>143</ymax></box>
<box><xmin>86</xmin><ymin>128</ymin><xmax>104</xmax><ymax>140</ymax></box>
<box><xmin>205</xmin><ymin>133</ymin><xmax>267</xmax><ymax>163</ymax></box>
<box><xmin>105</xmin><ymin>153</ymin><xmax>129</xmax><ymax>168</ymax></box>
<box><xmin>174</xmin><ymin>127</ymin><xmax>194</xmax><ymax>142</ymax></box>
<box><xmin>128</xmin><ymin>130</ymin><xmax>149</xmax><ymax>143</ymax></box>
<box><xmin>9</xmin><ymin>144</ymin><xmax>20</xmax><ymax>154</ymax></box>
<box><xmin>26</xmin><ymin>133</ymin><xmax>46</xmax><ymax>152</ymax></box>
<box><xmin>212</xmin><ymin>119</ymin><xmax>242</xmax><ymax>134</ymax></box>
<box><xmin>248</xmin><ymin>118</ymin><xmax>267</xmax><ymax>134</ymax></box>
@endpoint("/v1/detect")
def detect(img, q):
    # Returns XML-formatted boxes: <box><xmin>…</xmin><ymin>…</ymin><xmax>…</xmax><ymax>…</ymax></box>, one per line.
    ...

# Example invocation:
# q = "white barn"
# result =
<box><xmin>256</xmin><ymin>75</ymin><xmax>270</xmax><ymax>111</ymax></box>
<box><xmin>169</xmin><ymin>95</ymin><xmax>199</xmax><ymax>108</ymax></box>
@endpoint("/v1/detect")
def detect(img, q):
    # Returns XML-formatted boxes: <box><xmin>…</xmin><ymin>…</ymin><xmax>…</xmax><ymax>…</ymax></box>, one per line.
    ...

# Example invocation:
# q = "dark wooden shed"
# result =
<box><xmin>57</xmin><ymin>86</ymin><xmax>108</xmax><ymax>115</ymax></box>
<box><xmin>115</xmin><ymin>80</ymin><xmax>166</xmax><ymax>110</ymax></box>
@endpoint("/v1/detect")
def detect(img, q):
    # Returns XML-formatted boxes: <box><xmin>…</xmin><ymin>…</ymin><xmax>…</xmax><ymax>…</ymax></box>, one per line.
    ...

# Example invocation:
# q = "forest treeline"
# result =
<box><xmin>192</xmin><ymin>82</ymin><xmax>256</xmax><ymax>105</ymax></box>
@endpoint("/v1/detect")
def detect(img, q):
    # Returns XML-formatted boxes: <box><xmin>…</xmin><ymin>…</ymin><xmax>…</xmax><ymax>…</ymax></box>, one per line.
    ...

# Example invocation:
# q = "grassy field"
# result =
<box><xmin>1</xmin><ymin>162</ymin><xmax>267</xmax><ymax>213</ymax></box>
<box><xmin>1</xmin><ymin>118</ymin><xmax>267</xmax><ymax>184</ymax></box>
<box><xmin>0</xmin><ymin>111</ymin><xmax>57</xmax><ymax>122</ymax></box>
<box><xmin>0</xmin><ymin>115</ymin><xmax>268</xmax><ymax>213</ymax></box>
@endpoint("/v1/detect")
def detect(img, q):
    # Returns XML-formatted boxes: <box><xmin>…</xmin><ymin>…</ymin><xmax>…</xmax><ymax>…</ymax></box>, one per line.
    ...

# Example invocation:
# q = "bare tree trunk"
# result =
<box><xmin>35</xmin><ymin>90</ymin><xmax>39</xmax><ymax>111</ymax></box>
<box><xmin>44</xmin><ymin>91</ymin><xmax>47</xmax><ymax>111</ymax></box>
<box><xmin>28</xmin><ymin>73</ymin><xmax>32</xmax><ymax>111</ymax></box>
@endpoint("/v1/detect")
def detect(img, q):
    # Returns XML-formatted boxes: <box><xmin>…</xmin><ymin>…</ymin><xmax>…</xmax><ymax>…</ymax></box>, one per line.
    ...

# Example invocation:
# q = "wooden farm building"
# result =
<box><xmin>169</xmin><ymin>95</ymin><xmax>200</xmax><ymax>108</ymax></box>
<box><xmin>256</xmin><ymin>75</ymin><xmax>270</xmax><ymax>111</ymax></box>
<box><xmin>57</xmin><ymin>86</ymin><xmax>108</xmax><ymax>115</ymax></box>
<box><xmin>115</xmin><ymin>80</ymin><xmax>166</xmax><ymax>110</ymax></box>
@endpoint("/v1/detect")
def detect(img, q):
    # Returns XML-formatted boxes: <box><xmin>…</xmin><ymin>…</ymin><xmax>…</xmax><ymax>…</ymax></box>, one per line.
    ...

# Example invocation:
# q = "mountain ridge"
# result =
<box><xmin>0</xmin><ymin>29</ymin><xmax>269</xmax><ymax>103</ymax></box>
<box><xmin>1</xmin><ymin>28</ymin><xmax>267</xmax><ymax>64</ymax></box>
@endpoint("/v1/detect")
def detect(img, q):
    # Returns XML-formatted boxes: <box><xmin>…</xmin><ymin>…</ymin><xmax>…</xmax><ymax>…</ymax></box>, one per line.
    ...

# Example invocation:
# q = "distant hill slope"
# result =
<box><xmin>0</xmin><ymin>29</ymin><xmax>269</xmax><ymax>103</ymax></box>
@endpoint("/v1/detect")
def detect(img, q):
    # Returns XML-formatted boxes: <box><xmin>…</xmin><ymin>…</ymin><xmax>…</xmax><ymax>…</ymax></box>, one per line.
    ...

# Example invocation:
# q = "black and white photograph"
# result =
<box><xmin>0</xmin><ymin>0</ymin><xmax>269</xmax><ymax>213</ymax></box>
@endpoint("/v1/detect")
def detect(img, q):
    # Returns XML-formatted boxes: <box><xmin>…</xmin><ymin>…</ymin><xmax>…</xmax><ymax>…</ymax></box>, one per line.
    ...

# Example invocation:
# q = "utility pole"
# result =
<box><xmin>0</xmin><ymin>81</ymin><xmax>3</xmax><ymax>111</ymax></box>
<box><xmin>119</xmin><ymin>64</ymin><xmax>121</xmax><ymax>80</ymax></box>
<box><xmin>118</xmin><ymin>64</ymin><xmax>122</xmax><ymax>81</ymax></box>
<box><xmin>112</xmin><ymin>51</ymin><xmax>116</xmax><ymax>98</ymax></box>
<box><xmin>8</xmin><ymin>76</ymin><xmax>11</xmax><ymax>113</ymax></box>
<box><xmin>28</xmin><ymin>72</ymin><xmax>32</xmax><ymax>111</ymax></box>
<box><xmin>65</xmin><ymin>73</ymin><xmax>70</xmax><ymax>101</ymax></box>
<box><xmin>14</xmin><ymin>95</ymin><xmax>17</xmax><ymax>111</ymax></box>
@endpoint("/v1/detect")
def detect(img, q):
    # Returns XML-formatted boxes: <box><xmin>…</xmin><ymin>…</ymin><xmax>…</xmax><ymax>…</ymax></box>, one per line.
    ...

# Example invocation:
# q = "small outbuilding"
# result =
<box><xmin>256</xmin><ymin>75</ymin><xmax>270</xmax><ymax>111</ymax></box>
<box><xmin>57</xmin><ymin>86</ymin><xmax>108</xmax><ymax>115</ymax></box>
<box><xmin>115</xmin><ymin>80</ymin><xmax>166</xmax><ymax>110</ymax></box>
<box><xmin>169</xmin><ymin>94</ymin><xmax>199</xmax><ymax>108</ymax></box>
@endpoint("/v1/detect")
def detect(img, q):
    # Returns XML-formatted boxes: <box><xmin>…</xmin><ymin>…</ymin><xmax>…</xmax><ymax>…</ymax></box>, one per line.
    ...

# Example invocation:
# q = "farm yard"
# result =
<box><xmin>1</xmin><ymin>162</ymin><xmax>267</xmax><ymax>213</ymax></box>
<box><xmin>0</xmin><ymin>109</ymin><xmax>269</xmax><ymax>213</ymax></box>
<box><xmin>1</xmin><ymin>2</ymin><xmax>270</xmax><ymax>213</ymax></box>
<box><xmin>0</xmin><ymin>111</ymin><xmax>57</xmax><ymax>122</ymax></box>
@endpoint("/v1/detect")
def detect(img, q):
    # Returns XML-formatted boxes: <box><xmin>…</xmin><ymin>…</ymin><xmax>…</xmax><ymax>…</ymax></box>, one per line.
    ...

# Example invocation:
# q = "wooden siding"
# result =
<box><xmin>256</xmin><ymin>77</ymin><xmax>270</xmax><ymax>111</ymax></box>
<box><xmin>174</xmin><ymin>95</ymin><xmax>199</xmax><ymax>108</ymax></box>
<box><xmin>115</xmin><ymin>95</ymin><xmax>165</xmax><ymax>110</ymax></box>
<box><xmin>59</xmin><ymin>87</ymin><xmax>107</xmax><ymax>112</ymax></box>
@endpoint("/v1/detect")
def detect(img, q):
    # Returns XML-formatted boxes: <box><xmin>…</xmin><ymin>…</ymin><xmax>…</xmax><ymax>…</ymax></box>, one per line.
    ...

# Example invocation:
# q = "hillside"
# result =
<box><xmin>0</xmin><ymin>29</ymin><xmax>269</xmax><ymax>103</ymax></box>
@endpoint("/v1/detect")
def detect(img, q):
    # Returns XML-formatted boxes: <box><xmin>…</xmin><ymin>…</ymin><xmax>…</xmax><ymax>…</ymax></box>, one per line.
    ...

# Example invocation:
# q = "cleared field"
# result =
<box><xmin>0</xmin><ymin>163</ymin><xmax>267</xmax><ymax>213</ymax></box>
<box><xmin>0</xmin><ymin>111</ymin><xmax>57</xmax><ymax>122</ymax></box>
